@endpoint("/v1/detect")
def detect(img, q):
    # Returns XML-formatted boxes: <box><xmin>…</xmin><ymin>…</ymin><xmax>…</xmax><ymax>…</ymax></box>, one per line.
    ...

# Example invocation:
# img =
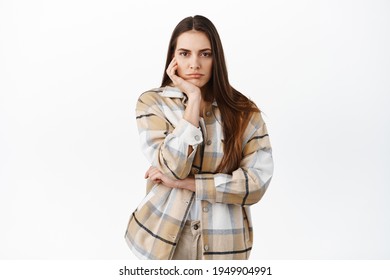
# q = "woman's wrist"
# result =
<box><xmin>177</xmin><ymin>177</ymin><xmax>196</xmax><ymax>192</ymax></box>
<box><xmin>184</xmin><ymin>97</ymin><xmax>201</xmax><ymax>127</ymax></box>
<box><xmin>186</xmin><ymin>89</ymin><xmax>202</xmax><ymax>101</ymax></box>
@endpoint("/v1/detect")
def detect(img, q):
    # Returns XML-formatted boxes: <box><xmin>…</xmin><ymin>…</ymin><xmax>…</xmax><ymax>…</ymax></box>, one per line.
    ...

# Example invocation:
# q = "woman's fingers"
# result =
<box><xmin>144</xmin><ymin>166</ymin><xmax>154</xmax><ymax>179</ymax></box>
<box><xmin>145</xmin><ymin>166</ymin><xmax>163</xmax><ymax>183</ymax></box>
<box><xmin>144</xmin><ymin>166</ymin><xmax>178</xmax><ymax>189</ymax></box>
<box><xmin>166</xmin><ymin>58</ymin><xmax>176</xmax><ymax>77</ymax></box>
<box><xmin>144</xmin><ymin>168</ymin><xmax>150</xmax><ymax>179</ymax></box>
<box><xmin>144</xmin><ymin>166</ymin><xmax>155</xmax><ymax>179</ymax></box>
<box><xmin>166</xmin><ymin>58</ymin><xmax>183</xmax><ymax>86</ymax></box>
<box><xmin>166</xmin><ymin>58</ymin><xmax>201</xmax><ymax>99</ymax></box>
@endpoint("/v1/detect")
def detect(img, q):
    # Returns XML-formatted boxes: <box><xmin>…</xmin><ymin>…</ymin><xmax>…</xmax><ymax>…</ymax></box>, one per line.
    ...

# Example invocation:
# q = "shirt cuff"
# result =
<box><xmin>195</xmin><ymin>173</ymin><xmax>216</xmax><ymax>202</ymax></box>
<box><xmin>173</xmin><ymin>118</ymin><xmax>203</xmax><ymax>146</ymax></box>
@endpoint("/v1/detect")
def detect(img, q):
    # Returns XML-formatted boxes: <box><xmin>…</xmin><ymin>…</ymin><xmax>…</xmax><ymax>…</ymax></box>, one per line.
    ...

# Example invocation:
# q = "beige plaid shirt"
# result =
<box><xmin>125</xmin><ymin>86</ymin><xmax>273</xmax><ymax>260</ymax></box>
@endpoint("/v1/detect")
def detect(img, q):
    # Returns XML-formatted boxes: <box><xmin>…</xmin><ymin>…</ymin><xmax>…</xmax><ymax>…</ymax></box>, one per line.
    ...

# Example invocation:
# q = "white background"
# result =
<box><xmin>0</xmin><ymin>0</ymin><xmax>389</xmax><ymax>260</ymax></box>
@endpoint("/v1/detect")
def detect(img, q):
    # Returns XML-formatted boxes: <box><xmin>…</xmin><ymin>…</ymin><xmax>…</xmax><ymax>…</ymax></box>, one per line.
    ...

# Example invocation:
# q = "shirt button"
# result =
<box><xmin>194</xmin><ymin>135</ymin><xmax>200</xmax><ymax>141</ymax></box>
<box><xmin>203</xmin><ymin>207</ymin><xmax>209</xmax><ymax>213</ymax></box>
<box><xmin>204</xmin><ymin>245</ymin><xmax>209</xmax><ymax>251</ymax></box>
<box><xmin>205</xmin><ymin>111</ymin><xmax>211</xmax><ymax>117</ymax></box>
<box><xmin>206</xmin><ymin>140</ymin><xmax>212</xmax><ymax>145</ymax></box>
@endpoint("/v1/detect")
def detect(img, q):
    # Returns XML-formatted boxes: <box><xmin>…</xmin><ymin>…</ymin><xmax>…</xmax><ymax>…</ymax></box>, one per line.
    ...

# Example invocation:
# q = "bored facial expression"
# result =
<box><xmin>174</xmin><ymin>30</ymin><xmax>213</xmax><ymax>88</ymax></box>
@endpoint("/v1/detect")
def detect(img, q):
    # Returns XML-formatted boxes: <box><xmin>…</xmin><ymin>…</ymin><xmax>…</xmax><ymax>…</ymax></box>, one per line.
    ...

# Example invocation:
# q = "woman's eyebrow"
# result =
<box><xmin>176</xmin><ymin>48</ymin><xmax>191</xmax><ymax>52</ymax></box>
<box><xmin>176</xmin><ymin>48</ymin><xmax>212</xmax><ymax>52</ymax></box>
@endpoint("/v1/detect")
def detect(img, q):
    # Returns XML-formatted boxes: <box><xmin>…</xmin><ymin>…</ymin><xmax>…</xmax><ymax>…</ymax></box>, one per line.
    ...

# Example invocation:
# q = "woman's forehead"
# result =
<box><xmin>176</xmin><ymin>30</ymin><xmax>211</xmax><ymax>50</ymax></box>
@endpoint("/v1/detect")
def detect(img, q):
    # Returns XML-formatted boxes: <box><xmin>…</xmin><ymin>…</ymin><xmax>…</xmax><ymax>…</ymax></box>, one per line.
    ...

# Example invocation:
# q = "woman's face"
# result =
<box><xmin>174</xmin><ymin>30</ymin><xmax>213</xmax><ymax>89</ymax></box>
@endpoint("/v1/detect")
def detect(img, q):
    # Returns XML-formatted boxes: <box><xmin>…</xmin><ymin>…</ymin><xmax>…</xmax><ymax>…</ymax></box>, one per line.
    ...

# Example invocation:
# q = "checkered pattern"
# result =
<box><xmin>125</xmin><ymin>86</ymin><xmax>274</xmax><ymax>259</ymax></box>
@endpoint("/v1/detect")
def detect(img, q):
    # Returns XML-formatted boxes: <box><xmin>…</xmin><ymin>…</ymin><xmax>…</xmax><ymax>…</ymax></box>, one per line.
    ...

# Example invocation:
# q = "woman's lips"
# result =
<box><xmin>186</xmin><ymin>73</ymin><xmax>204</xmax><ymax>79</ymax></box>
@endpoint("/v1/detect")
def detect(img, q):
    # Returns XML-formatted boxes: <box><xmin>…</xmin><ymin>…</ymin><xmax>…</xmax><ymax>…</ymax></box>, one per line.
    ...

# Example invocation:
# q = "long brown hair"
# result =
<box><xmin>161</xmin><ymin>15</ymin><xmax>260</xmax><ymax>174</ymax></box>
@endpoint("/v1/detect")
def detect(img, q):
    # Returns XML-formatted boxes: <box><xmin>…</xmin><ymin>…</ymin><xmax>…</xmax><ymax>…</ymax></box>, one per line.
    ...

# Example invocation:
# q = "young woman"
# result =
<box><xmin>125</xmin><ymin>15</ymin><xmax>274</xmax><ymax>260</ymax></box>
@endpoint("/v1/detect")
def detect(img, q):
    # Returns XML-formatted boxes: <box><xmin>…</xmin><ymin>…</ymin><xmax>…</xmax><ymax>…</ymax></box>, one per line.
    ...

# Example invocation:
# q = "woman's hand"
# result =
<box><xmin>145</xmin><ymin>166</ymin><xmax>196</xmax><ymax>192</ymax></box>
<box><xmin>166</xmin><ymin>57</ymin><xmax>201</xmax><ymax>100</ymax></box>
<box><xmin>167</xmin><ymin>57</ymin><xmax>203</xmax><ymax>129</ymax></box>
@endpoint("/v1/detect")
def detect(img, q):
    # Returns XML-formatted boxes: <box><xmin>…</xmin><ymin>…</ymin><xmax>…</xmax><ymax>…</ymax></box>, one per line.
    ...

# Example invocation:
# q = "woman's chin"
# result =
<box><xmin>187</xmin><ymin>79</ymin><xmax>207</xmax><ymax>88</ymax></box>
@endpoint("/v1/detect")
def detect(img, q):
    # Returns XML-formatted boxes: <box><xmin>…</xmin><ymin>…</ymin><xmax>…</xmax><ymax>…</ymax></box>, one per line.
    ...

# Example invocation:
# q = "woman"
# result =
<box><xmin>125</xmin><ymin>15</ymin><xmax>274</xmax><ymax>260</ymax></box>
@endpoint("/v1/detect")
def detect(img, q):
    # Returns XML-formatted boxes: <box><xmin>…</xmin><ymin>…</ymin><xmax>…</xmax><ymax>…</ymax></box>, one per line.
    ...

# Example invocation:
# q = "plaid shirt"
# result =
<box><xmin>125</xmin><ymin>86</ymin><xmax>273</xmax><ymax>260</ymax></box>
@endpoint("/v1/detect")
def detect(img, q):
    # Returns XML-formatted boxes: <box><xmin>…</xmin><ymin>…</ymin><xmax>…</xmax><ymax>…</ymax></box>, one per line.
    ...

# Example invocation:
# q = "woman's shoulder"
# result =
<box><xmin>246</xmin><ymin>109</ymin><xmax>267</xmax><ymax>133</ymax></box>
<box><xmin>138</xmin><ymin>86</ymin><xmax>185</xmax><ymax>104</ymax></box>
<box><xmin>138</xmin><ymin>87</ymin><xmax>164</xmax><ymax>102</ymax></box>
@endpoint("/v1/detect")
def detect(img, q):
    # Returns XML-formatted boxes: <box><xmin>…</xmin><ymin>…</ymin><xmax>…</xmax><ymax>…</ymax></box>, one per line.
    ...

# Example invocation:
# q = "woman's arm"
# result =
<box><xmin>167</xmin><ymin>57</ymin><xmax>202</xmax><ymax>129</ymax></box>
<box><xmin>143</xmin><ymin>112</ymin><xmax>274</xmax><ymax>206</ymax></box>
<box><xmin>136</xmin><ymin>92</ymin><xmax>202</xmax><ymax>180</ymax></box>
<box><xmin>195</xmin><ymin>112</ymin><xmax>274</xmax><ymax>206</ymax></box>
<box><xmin>136</xmin><ymin>58</ymin><xmax>203</xmax><ymax>180</ymax></box>
<box><xmin>145</xmin><ymin>166</ymin><xmax>196</xmax><ymax>192</ymax></box>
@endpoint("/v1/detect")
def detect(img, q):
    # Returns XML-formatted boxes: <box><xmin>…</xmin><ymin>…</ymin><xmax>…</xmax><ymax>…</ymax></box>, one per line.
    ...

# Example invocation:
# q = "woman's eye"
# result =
<box><xmin>201</xmin><ymin>52</ymin><xmax>212</xmax><ymax>57</ymax></box>
<box><xmin>179</xmin><ymin>52</ymin><xmax>189</xmax><ymax>57</ymax></box>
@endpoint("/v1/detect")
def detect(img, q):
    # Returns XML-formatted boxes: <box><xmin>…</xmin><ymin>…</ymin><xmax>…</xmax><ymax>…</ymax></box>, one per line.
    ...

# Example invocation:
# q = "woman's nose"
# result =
<box><xmin>189</xmin><ymin>57</ymin><xmax>200</xmax><ymax>70</ymax></box>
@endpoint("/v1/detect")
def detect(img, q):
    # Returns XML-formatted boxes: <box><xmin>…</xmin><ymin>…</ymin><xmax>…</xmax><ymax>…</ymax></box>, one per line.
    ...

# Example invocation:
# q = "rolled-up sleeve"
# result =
<box><xmin>136</xmin><ymin>91</ymin><xmax>203</xmax><ymax>179</ymax></box>
<box><xmin>195</xmin><ymin>112</ymin><xmax>273</xmax><ymax>205</ymax></box>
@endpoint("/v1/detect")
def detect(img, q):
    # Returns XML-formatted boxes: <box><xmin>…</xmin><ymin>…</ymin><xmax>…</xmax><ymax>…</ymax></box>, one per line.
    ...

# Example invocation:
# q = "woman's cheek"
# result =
<box><xmin>175</xmin><ymin>63</ymin><xmax>185</xmax><ymax>78</ymax></box>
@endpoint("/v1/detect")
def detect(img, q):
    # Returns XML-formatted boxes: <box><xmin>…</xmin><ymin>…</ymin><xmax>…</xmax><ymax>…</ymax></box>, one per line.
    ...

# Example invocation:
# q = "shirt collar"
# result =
<box><xmin>161</xmin><ymin>86</ymin><xmax>218</xmax><ymax>107</ymax></box>
<box><xmin>161</xmin><ymin>86</ymin><xmax>184</xmax><ymax>98</ymax></box>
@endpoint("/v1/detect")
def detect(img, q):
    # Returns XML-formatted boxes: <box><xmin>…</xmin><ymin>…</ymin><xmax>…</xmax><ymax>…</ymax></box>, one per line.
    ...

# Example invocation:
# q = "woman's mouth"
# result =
<box><xmin>186</xmin><ymin>73</ymin><xmax>204</xmax><ymax>79</ymax></box>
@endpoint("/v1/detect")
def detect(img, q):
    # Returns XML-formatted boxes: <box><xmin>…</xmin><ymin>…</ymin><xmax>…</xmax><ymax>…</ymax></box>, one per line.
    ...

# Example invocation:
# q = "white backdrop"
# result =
<box><xmin>0</xmin><ymin>0</ymin><xmax>389</xmax><ymax>260</ymax></box>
